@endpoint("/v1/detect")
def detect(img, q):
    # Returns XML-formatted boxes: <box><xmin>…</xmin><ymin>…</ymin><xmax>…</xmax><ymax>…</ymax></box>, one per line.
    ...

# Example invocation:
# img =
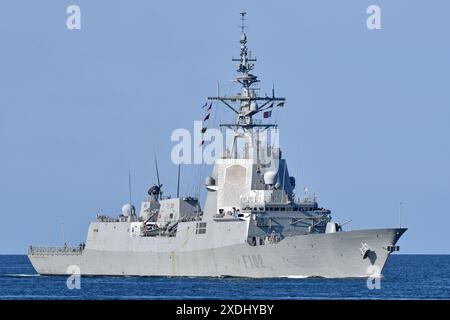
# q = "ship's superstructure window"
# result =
<box><xmin>196</xmin><ymin>222</ymin><xmax>207</xmax><ymax>234</ymax></box>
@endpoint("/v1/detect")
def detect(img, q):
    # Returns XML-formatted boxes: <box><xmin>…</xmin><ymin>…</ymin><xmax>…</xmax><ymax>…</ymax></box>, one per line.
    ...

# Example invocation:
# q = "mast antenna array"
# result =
<box><xmin>240</xmin><ymin>11</ymin><xmax>246</xmax><ymax>34</ymax></box>
<box><xmin>207</xmin><ymin>12</ymin><xmax>285</xmax><ymax>129</ymax></box>
<box><xmin>128</xmin><ymin>166</ymin><xmax>132</xmax><ymax>206</ymax></box>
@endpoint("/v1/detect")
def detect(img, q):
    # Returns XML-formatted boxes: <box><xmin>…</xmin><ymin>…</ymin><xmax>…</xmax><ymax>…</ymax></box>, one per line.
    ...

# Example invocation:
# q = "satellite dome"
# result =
<box><xmin>263</xmin><ymin>171</ymin><xmax>277</xmax><ymax>185</ymax></box>
<box><xmin>122</xmin><ymin>203</ymin><xmax>135</xmax><ymax>217</ymax></box>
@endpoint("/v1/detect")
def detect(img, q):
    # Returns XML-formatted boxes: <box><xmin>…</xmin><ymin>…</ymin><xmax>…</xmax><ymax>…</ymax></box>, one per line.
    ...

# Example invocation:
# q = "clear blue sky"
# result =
<box><xmin>0</xmin><ymin>0</ymin><xmax>449</xmax><ymax>254</ymax></box>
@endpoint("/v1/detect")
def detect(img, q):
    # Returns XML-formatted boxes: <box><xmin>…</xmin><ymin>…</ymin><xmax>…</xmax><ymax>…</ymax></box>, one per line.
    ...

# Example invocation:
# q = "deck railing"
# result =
<box><xmin>28</xmin><ymin>244</ymin><xmax>84</xmax><ymax>255</ymax></box>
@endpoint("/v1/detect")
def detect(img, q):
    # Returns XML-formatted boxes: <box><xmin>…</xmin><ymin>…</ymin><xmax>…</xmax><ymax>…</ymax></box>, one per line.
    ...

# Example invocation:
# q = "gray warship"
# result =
<box><xmin>28</xmin><ymin>13</ymin><xmax>406</xmax><ymax>278</ymax></box>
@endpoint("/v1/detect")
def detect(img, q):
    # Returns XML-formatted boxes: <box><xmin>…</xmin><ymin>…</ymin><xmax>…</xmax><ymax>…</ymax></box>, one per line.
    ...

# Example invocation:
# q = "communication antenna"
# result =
<box><xmin>155</xmin><ymin>158</ymin><xmax>160</xmax><ymax>188</ymax></box>
<box><xmin>399</xmin><ymin>201</ymin><xmax>403</xmax><ymax>228</ymax></box>
<box><xmin>61</xmin><ymin>223</ymin><xmax>65</xmax><ymax>245</ymax></box>
<box><xmin>177</xmin><ymin>164</ymin><xmax>181</xmax><ymax>198</ymax></box>
<box><xmin>154</xmin><ymin>156</ymin><xmax>163</xmax><ymax>200</ymax></box>
<box><xmin>240</xmin><ymin>11</ymin><xmax>246</xmax><ymax>34</ymax></box>
<box><xmin>128</xmin><ymin>166</ymin><xmax>132</xmax><ymax>206</ymax></box>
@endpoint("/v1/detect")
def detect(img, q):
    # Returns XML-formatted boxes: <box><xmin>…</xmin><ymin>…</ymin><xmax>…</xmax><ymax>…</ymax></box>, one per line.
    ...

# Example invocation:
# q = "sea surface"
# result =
<box><xmin>0</xmin><ymin>255</ymin><xmax>449</xmax><ymax>300</ymax></box>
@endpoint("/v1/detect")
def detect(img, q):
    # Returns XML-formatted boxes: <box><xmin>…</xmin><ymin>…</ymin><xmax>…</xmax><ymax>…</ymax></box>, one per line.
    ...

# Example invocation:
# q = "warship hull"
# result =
<box><xmin>28</xmin><ymin>223</ymin><xmax>406</xmax><ymax>278</ymax></box>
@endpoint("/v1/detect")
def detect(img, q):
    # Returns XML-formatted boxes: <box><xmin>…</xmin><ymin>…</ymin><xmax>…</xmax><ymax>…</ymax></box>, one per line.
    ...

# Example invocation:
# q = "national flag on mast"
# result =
<box><xmin>263</xmin><ymin>110</ymin><xmax>272</xmax><ymax>118</ymax></box>
<box><xmin>203</xmin><ymin>113</ymin><xmax>210</xmax><ymax>121</ymax></box>
<box><xmin>201</xmin><ymin>127</ymin><xmax>207</xmax><ymax>134</ymax></box>
<box><xmin>276</xmin><ymin>101</ymin><xmax>285</xmax><ymax>107</ymax></box>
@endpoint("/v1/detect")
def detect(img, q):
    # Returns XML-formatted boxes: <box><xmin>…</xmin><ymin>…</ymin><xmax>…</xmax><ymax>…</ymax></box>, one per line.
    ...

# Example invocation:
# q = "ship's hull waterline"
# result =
<box><xmin>28</xmin><ymin>228</ymin><xmax>405</xmax><ymax>278</ymax></box>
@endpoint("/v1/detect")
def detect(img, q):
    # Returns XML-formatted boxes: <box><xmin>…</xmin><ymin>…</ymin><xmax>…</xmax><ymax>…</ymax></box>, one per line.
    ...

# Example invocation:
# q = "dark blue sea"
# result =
<box><xmin>0</xmin><ymin>255</ymin><xmax>449</xmax><ymax>300</ymax></box>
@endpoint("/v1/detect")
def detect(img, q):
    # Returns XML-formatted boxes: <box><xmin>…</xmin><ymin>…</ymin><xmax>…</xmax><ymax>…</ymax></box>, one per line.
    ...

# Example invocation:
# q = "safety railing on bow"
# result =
<box><xmin>28</xmin><ymin>244</ymin><xmax>85</xmax><ymax>255</ymax></box>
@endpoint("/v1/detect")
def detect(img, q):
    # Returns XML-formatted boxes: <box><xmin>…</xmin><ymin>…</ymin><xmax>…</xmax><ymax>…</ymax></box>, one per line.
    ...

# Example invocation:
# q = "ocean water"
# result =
<box><xmin>0</xmin><ymin>255</ymin><xmax>449</xmax><ymax>300</ymax></box>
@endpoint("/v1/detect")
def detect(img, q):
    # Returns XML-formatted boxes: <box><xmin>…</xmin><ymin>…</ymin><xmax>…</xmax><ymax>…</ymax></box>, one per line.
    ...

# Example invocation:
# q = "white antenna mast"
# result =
<box><xmin>176</xmin><ymin>164</ymin><xmax>181</xmax><ymax>198</ymax></box>
<box><xmin>61</xmin><ymin>223</ymin><xmax>65</xmax><ymax>245</ymax></box>
<box><xmin>128</xmin><ymin>166</ymin><xmax>132</xmax><ymax>206</ymax></box>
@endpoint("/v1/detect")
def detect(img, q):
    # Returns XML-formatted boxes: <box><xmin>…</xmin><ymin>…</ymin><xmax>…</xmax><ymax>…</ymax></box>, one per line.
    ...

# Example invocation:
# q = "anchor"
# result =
<box><xmin>360</xmin><ymin>242</ymin><xmax>372</xmax><ymax>259</ymax></box>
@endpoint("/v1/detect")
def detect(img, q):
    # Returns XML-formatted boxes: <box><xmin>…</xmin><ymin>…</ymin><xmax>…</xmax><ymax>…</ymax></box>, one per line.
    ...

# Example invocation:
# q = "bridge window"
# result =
<box><xmin>196</xmin><ymin>222</ymin><xmax>207</xmax><ymax>235</ymax></box>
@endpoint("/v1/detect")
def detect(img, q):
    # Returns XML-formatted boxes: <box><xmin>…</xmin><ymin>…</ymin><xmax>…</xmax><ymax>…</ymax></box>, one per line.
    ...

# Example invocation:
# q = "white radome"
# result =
<box><xmin>121</xmin><ymin>203</ymin><xmax>135</xmax><ymax>217</ymax></box>
<box><xmin>263</xmin><ymin>170</ymin><xmax>277</xmax><ymax>185</ymax></box>
<box><xmin>250</xmin><ymin>101</ymin><xmax>258</xmax><ymax>112</ymax></box>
